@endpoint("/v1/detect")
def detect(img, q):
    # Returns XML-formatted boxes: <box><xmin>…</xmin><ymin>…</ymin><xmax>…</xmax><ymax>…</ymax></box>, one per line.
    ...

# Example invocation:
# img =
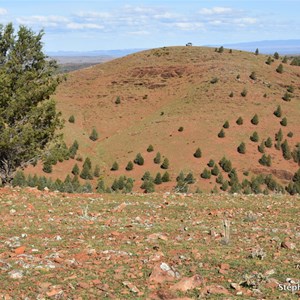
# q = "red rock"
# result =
<box><xmin>15</xmin><ymin>246</ymin><xmax>26</xmax><ymax>255</ymax></box>
<box><xmin>149</xmin><ymin>263</ymin><xmax>180</xmax><ymax>283</ymax></box>
<box><xmin>281</xmin><ymin>241</ymin><xmax>296</xmax><ymax>250</ymax></box>
<box><xmin>112</xmin><ymin>202</ymin><xmax>127</xmax><ymax>213</ymax></box>
<box><xmin>220</xmin><ymin>263</ymin><xmax>230</xmax><ymax>270</ymax></box>
<box><xmin>170</xmin><ymin>274</ymin><xmax>203</xmax><ymax>291</ymax></box>
<box><xmin>78</xmin><ymin>282</ymin><xmax>90</xmax><ymax>289</ymax></box>
<box><xmin>204</xmin><ymin>285</ymin><xmax>231</xmax><ymax>295</ymax></box>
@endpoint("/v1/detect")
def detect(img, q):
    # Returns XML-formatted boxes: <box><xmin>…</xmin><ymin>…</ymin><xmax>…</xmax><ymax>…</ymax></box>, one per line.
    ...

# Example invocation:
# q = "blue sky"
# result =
<box><xmin>0</xmin><ymin>1</ymin><xmax>299</xmax><ymax>51</ymax></box>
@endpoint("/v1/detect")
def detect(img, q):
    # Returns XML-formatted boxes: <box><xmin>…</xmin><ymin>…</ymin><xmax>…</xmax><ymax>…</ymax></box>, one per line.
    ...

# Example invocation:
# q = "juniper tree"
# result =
<box><xmin>201</xmin><ymin>168</ymin><xmax>211</xmax><ymax>179</ymax></box>
<box><xmin>258</xmin><ymin>141</ymin><xmax>265</xmax><ymax>153</ymax></box>
<box><xmin>218</xmin><ymin>129</ymin><xmax>225</xmax><ymax>138</ymax></box>
<box><xmin>236</xmin><ymin>117</ymin><xmax>243</xmax><ymax>125</ymax></box>
<box><xmin>176</xmin><ymin>171</ymin><xmax>185</xmax><ymax>182</ymax></box>
<box><xmin>93</xmin><ymin>164</ymin><xmax>100</xmax><ymax>177</ymax></box>
<box><xmin>185</xmin><ymin>172</ymin><xmax>195</xmax><ymax>184</ymax></box>
<box><xmin>0</xmin><ymin>23</ymin><xmax>63</xmax><ymax>184</ymax></box>
<box><xmin>72</xmin><ymin>163</ymin><xmax>80</xmax><ymax>175</ymax></box>
<box><xmin>237</xmin><ymin>142</ymin><xmax>246</xmax><ymax>154</ymax></box>
<box><xmin>68</xmin><ymin>115</ymin><xmax>75</xmax><ymax>123</ymax></box>
<box><xmin>274</xmin><ymin>105</ymin><xmax>282</xmax><ymax>118</ymax></box>
<box><xmin>134</xmin><ymin>153</ymin><xmax>144</xmax><ymax>165</ymax></box>
<box><xmin>276</xmin><ymin>63</ymin><xmax>283</xmax><ymax>74</ymax></box>
<box><xmin>223</xmin><ymin>121</ymin><xmax>229</xmax><ymax>129</ymax></box>
<box><xmin>154</xmin><ymin>172</ymin><xmax>162</xmax><ymax>185</ymax></box>
<box><xmin>280</xmin><ymin>117</ymin><xmax>287</xmax><ymax>126</ymax></box>
<box><xmin>266</xmin><ymin>56</ymin><xmax>273</xmax><ymax>65</ymax></box>
<box><xmin>89</xmin><ymin>128</ymin><xmax>98</xmax><ymax>141</ymax></box>
<box><xmin>207</xmin><ymin>159</ymin><xmax>215</xmax><ymax>167</ymax></box>
<box><xmin>125</xmin><ymin>161</ymin><xmax>133</xmax><ymax>171</ymax></box>
<box><xmin>250</xmin><ymin>131</ymin><xmax>259</xmax><ymax>142</ymax></box>
<box><xmin>154</xmin><ymin>152</ymin><xmax>161</xmax><ymax>164</ymax></box>
<box><xmin>161</xmin><ymin>158</ymin><xmax>169</xmax><ymax>169</ymax></box>
<box><xmin>161</xmin><ymin>171</ymin><xmax>170</xmax><ymax>182</ymax></box>
<box><xmin>111</xmin><ymin>161</ymin><xmax>119</xmax><ymax>171</ymax></box>
<box><xmin>193</xmin><ymin>148</ymin><xmax>202</xmax><ymax>158</ymax></box>
<box><xmin>251</xmin><ymin>114</ymin><xmax>259</xmax><ymax>125</ymax></box>
<box><xmin>265</xmin><ymin>137</ymin><xmax>273</xmax><ymax>148</ymax></box>
<box><xmin>211</xmin><ymin>164</ymin><xmax>220</xmax><ymax>176</ymax></box>
<box><xmin>147</xmin><ymin>144</ymin><xmax>154</xmax><ymax>152</ymax></box>
<box><xmin>80</xmin><ymin>163</ymin><xmax>93</xmax><ymax>179</ymax></box>
<box><xmin>281</xmin><ymin>139</ymin><xmax>292</xmax><ymax>160</ymax></box>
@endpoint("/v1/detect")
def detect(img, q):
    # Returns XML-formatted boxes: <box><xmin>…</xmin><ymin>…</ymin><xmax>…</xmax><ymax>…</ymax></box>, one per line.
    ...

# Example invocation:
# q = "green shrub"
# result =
<box><xmin>69</xmin><ymin>140</ymin><xmax>79</xmax><ymax>159</ymax></box>
<box><xmin>273</xmin><ymin>105</ymin><xmax>282</xmax><ymax>118</ymax></box>
<box><xmin>229</xmin><ymin>92</ymin><xmax>234</xmax><ymax>98</ymax></box>
<box><xmin>94</xmin><ymin>165</ymin><xmax>100</xmax><ymax>177</ymax></box>
<box><xmin>255</xmin><ymin>48</ymin><xmax>259</xmax><ymax>55</ymax></box>
<box><xmin>237</xmin><ymin>142</ymin><xmax>246</xmax><ymax>154</ymax></box>
<box><xmin>282</xmin><ymin>56</ymin><xmax>288</xmax><ymax>63</ymax></box>
<box><xmin>287</xmin><ymin>131</ymin><xmax>293</xmax><ymax>138</ymax></box>
<box><xmin>249</xmin><ymin>71</ymin><xmax>257</xmax><ymax>80</ymax></box>
<box><xmin>223</xmin><ymin>121</ymin><xmax>229</xmax><ymax>129</ymax></box>
<box><xmin>250</xmin><ymin>131</ymin><xmax>259</xmax><ymax>142</ymax></box>
<box><xmin>266</xmin><ymin>56</ymin><xmax>273</xmax><ymax>65</ymax></box>
<box><xmin>96</xmin><ymin>179</ymin><xmax>106</xmax><ymax>193</ymax></box>
<box><xmin>176</xmin><ymin>171</ymin><xmax>185</xmax><ymax>182</ymax></box>
<box><xmin>80</xmin><ymin>164</ymin><xmax>93</xmax><ymax>179</ymax></box>
<box><xmin>274</xmin><ymin>52</ymin><xmax>279</xmax><ymax>59</ymax></box>
<box><xmin>178</xmin><ymin>126</ymin><xmax>184</xmax><ymax>132</ymax></box>
<box><xmin>125</xmin><ymin>161</ymin><xmax>134</xmax><ymax>171</ymax></box>
<box><xmin>83</xmin><ymin>157</ymin><xmax>92</xmax><ymax>170</ymax></box>
<box><xmin>12</xmin><ymin>171</ymin><xmax>27</xmax><ymax>187</ymax></box>
<box><xmin>218</xmin><ymin>46</ymin><xmax>224</xmax><ymax>53</ymax></box>
<box><xmin>207</xmin><ymin>159</ymin><xmax>215</xmax><ymax>167</ymax></box>
<box><xmin>241</xmin><ymin>88</ymin><xmax>248</xmax><ymax>97</ymax></box>
<box><xmin>72</xmin><ymin>163</ymin><xmax>80</xmax><ymax>175</ymax></box>
<box><xmin>201</xmin><ymin>168</ymin><xmax>211</xmax><ymax>179</ymax></box>
<box><xmin>161</xmin><ymin>158</ymin><xmax>169</xmax><ymax>169</ymax></box>
<box><xmin>292</xmin><ymin>144</ymin><xmax>300</xmax><ymax>164</ymax></box>
<box><xmin>251</xmin><ymin>114</ymin><xmax>259</xmax><ymax>125</ymax></box>
<box><xmin>134</xmin><ymin>153</ymin><xmax>144</xmax><ymax>165</ymax></box>
<box><xmin>175</xmin><ymin>180</ymin><xmax>188</xmax><ymax>193</ymax></box>
<box><xmin>216</xmin><ymin>173</ymin><xmax>224</xmax><ymax>184</ymax></box>
<box><xmin>42</xmin><ymin>162</ymin><xmax>52</xmax><ymax>173</ymax></box>
<box><xmin>142</xmin><ymin>171</ymin><xmax>151</xmax><ymax>181</ymax></box>
<box><xmin>193</xmin><ymin>148</ymin><xmax>202</xmax><ymax>158</ymax></box>
<box><xmin>210</xmin><ymin>77</ymin><xmax>219</xmax><ymax>84</ymax></box>
<box><xmin>115</xmin><ymin>96</ymin><xmax>121</xmax><ymax>104</ymax></box>
<box><xmin>162</xmin><ymin>171</ymin><xmax>170</xmax><ymax>182</ymax></box>
<box><xmin>265</xmin><ymin>137</ymin><xmax>272</xmax><ymax>148</ymax></box>
<box><xmin>280</xmin><ymin>117</ymin><xmax>287</xmax><ymax>126</ymax></box>
<box><xmin>275</xmin><ymin>128</ymin><xmax>283</xmax><ymax>142</ymax></box>
<box><xmin>154</xmin><ymin>172</ymin><xmax>162</xmax><ymax>185</ymax></box>
<box><xmin>221</xmin><ymin>181</ymin><xmax>229</xmax><ymax>191</ymax></box>
<box><xmin>291</xmin><ymin>57</ymin><xmax>300</xmax><ymax>66</ymax></box>
<box><xmin>236</xmin><ymin>116</ymin><xmax>243</xmax><ymax>125</ymax></box>
<box><xmin>68</xmin><ymin>115</ymin><xmax>75</xmax><ymax>123</ymax></box>
<box><xmin>281</xmin><ymin>139</ymin><xmax>292</xmax><ymax>160</ymax></box>
<box><xmin>258</xmin><ymin>141</ymin><xmax>265</xmax><ymax>153</ymax></box>
<box><xmin>282</xmin><ymin>92</ymin><xmax>292</xmax><ymax>101</ymax></box>
<box><xmin>287</xmin><ymin>85</ymin><xmax>294</xmax><ymax>93</ymax></box>
<box><xmin>147</xmin><ymin>144</ymin><xmax>154</xmax><ymax>152</ymax></box>
<box><xmin>111</xmin><ymin>161</ymin><xmax>119</xmax><ymax>171</ymax></box>
<box><xmin>141</xmin><ymin>179</ymin><xmax>155</xmax><ymax>193</ymax></box>
<box><xmin>89</xmin><ymin>128</ymin><xmax>98</xmax><ymax>141</ymax></box>
<box><xmin>185</xmin><ymin>172</ymin><xmax>195</xmax><ymax>184</ymax></box>
<box><xmin>276</xmin><ymin>63</ymin><xmax>283</xmax><ymax>74</ymax></box>
<box><xmin>218</xmin><ymin>129</ymin><xmax>225</xmax><ymax>138</ymax></box>
<box><xmin>154</xmin><ymin>152</ymin><xmax>161</xmax><ymax>164</ymax></box>
<box><xmin>259</xmin><ymin>154</ymin><xmax>271</xmax><ymax>166</ymax></box>
<box><xmin>211</xmin><ymin>165</ymin><xmax>220</xmax><ymax>176</ymax></box>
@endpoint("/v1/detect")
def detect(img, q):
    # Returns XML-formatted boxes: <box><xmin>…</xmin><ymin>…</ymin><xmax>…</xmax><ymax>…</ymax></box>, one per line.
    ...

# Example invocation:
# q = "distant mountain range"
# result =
<box><xmin>48</xmin><ymin>40</ymin><xmax>300</xmax><ymax>61</ymax></box>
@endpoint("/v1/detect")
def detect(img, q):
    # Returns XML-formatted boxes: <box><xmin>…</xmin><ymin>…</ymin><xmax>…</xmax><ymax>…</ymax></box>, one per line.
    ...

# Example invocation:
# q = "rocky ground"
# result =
<box><xmin>0</xmin><ymin>187</ymin><xmax>299</xmax><ymax>299</ymax></box>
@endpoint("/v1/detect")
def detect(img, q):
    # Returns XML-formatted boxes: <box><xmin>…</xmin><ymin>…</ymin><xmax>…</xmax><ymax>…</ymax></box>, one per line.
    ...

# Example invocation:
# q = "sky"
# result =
<box><xmin>0</xmin><ymin>0</ymin><xmax>299</xmax><ymax>52</ymax></box>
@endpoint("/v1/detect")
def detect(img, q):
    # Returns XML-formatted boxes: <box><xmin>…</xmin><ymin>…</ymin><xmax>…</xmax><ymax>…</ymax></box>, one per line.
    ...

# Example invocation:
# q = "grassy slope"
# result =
<box><xmin>0</xmin><ymin>188</ymin><xmax>299</xmax><ymax>299</ymax></box>
<box><xmin>27</xmin><ymin>46</ymin><xmax>300</xmax><ymax>191</ymax></box>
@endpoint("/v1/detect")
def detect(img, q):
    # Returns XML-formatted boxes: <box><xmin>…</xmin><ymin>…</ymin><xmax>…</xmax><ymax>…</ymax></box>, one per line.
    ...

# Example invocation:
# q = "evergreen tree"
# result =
<box><xmin>282</xmin><ymin>92</ymin><xmax>292</xmax><ymax>101</ymax></box>
<box><xmin>69</xmin><ymin>140</ymin><xmax>79</xmax><ymax>159</ymax></box>
<box><xmin>265</xmin><ymin>137</ymin><xmax>272</xmax><ymax>148</ymax></box>
<box><xmin>287</xmin><ymin>85</ymin><xmax>294</xmax><ymax>93</ymax></box>
<box><xmin>115</xmin><ymin>96</ymin><xmax>121</xmax><ymax>104</ymax></box>
<box><xmin>201</xmin><ymin>168</ymin><xmax>211</xmax><ymax>179</ymax></box>
<box><xmin>287</xmin><ymin>131</ymin><xmax>293</xmax><ymax>138</ymax></box>
<box><xmin>223</xmin><ymin>160</ymin><xmax>232</xmax><ymax>173</ymax></box>
<box><xmin>250</xmin><ymin>131</ymin><xmax>259</xmax><ymax>142</ymax></box>
<box><xmin>111</xmin><ymin>161</ymin><xmax>119</xmax><ymax>171</ymax></box>
<box><xmin>134</xmin><ymin>153</ymin><xmax>144</xmax><ymax>165</ymax></box>
<box><xmin>72</xmin><ymin>163</ymin><xmax>80</xmax><ymax>175</ymax></box>
<box><xmin>96</xmin><ymin>179</ymin><xmax>106</xmax><ymax>193</ymax></box>
<box><xmin>117</xmin><ymin>176</ymin><xmax>125</xmax><ymax>190</ymax></box>
<box><xmin>255</xmin><ymin>48</ymin><xmax>259</xmax><ymax>55</ymax></box>
<box><xmin>176</xmin><ymin>171</ymin><xmax>185</xmax><ymax>182</ymax></box>
<box><xmin>193</xmin><ymin>148</ymin><xmax>202</xmax><ymax>158</ymax></box>
<box><xmin>89</xmin><ymin>128</ymin><xmax>98</xmax><ymax>141</ymax></box>
<box><xmin>276</xmin><ymin>63</ymin><xmax>283</xmax><ymax>74</ymax></box>
<box><xmin>42</xmin><ymin>161</ymin><xmax>52</xmax><ymax>173</ymax></box>
<box><xmin>223</xmin><ymin>120</ymin><xmax>229</xmax><ymax>129</ymax></box>
<box><xmin>281</xmin><ymin>139</ymin><xmax>292</xmax><ymax>160</ymax></box>
<box><xmin>111</xmin><ymin>179</ymin><xmax>119</xmax><ymax>191</ymax></box>
<box><xmin>154</xmin><ymin>152</ymin><xmax>161</xmax><ymax>164</ymax></box>
<box><xmin>80</xmin><ymin>164</ymin><xmax>93</xmax><ymax>179</ymax></box>
<box><xmin>161</xmin><ymin>158</ymin><xmax>169</xmax><ymax>169</ymax></box>
<box><xmin>83</xmin><ymin>157</ymin><xmax>92</xmax><ymax>170</ymax></box>
<box><xmin>142</xmin><ymin>171</ymin><xmax>151</xmax><ymax>181</ymax></box>
<box><xmin>249</xmin><ymin>71</ymin><xmax>257</xmax><ymax>80</ymax></box>
<box><xmin>275</xmin><ymin>128</ymin><xmax>283</xmax><ymax>142</ymax></box>
<box><xmin>211</xmin><ymin>164</ymin><xmax>220</xmax><ymax>176</ymax></box>
<box><xmin>259</xmin><ymin>154</ymin><xmax>272</xmax><ymax>166</ymax></box>
<box><xmin>274</xmin><ymin>105</ymin><xmax>282</xmax><ymax>117</ymax></box>
<box><xmin>71</xmin><ymin>175</ymin><xmax>80</xmax><ymax>192</ymax></box>
<box><xmin>274</xmin><ymin>52</ymin><xmax>279</xmax><ymax>59</ymax></box>
<box><xmin>221</xmin><ymin>181</ymin><xmax>229</xmax><ymax>191</ymax></box>
<box><xmin>241</xmin><ymin>88</ymin><xmax>248</xmax><ymax>97</ymax></box>
<box><xmin>258</xmin><ymin>141</ymin><xmax>265</xmax><ymax>153</ymax></box>
<box><xmin>292</xmin><ymin>144</ymin><xmax>300</xmax><ymax>165</ymax></box>
<box><xmin>141</xmin><ymin>179</ymin><xmax>155</xmax><ymax>193</ymax></box>
<box><xmin>207</xmin><ymin>159</ymin><xmax>215</xmax><ymax>167</ymax></box>
<box><xmin>94</xmin><ymin>164</ymin><xmax>100</xmax><ymax>177</ymax></box>
<box><xmin>282</xmin><ymin>56</ymin><xmax>288</xmax><ymax>63</ymax></box>
<box><xmin>185</xmin><ymin>172</ymin><xmax>195</xmax><ymax>184</ymax></box>
<box><xmin>251</xmin><ymin>114</ymin><xmax>259</xmax><ymax>125</ymax></box>
<box><xmin>12</xmin><ymin>170</ymin><xmax>27</xmax><ymax>187</ymax></box>
<box><xmin>161</xmin><ymin>171</ymin><xmax>170</xmax><ymax>182</ymax></box>
<box><xmin>229</xmin><ymin>91</ymin><xmax>234</xmax><ymax>98</ymax></box>
<box><xmin>125</xmin><ymin>161</ymin><xmax>134</xmax><ymax>171</ymax></box>
<box><xmin>68</xmin><ymin>115</ymin><xmax>75</xmax><ymax>123</ymax></box>
<box><xmin>237</xmin><ymin>142</ymin><xmax>246</xmax><ymax>154</ymax></box>
<box><xmin>216</xmin><ymin>173</ymin><xmax>224</xmax><ymax>184</ymax></box>
<box><xmin>266</xmin><ymin>56</ymin><xmax>273</xmax><ymax>65</ymax></box>
<box><xmin>178</xmin><ymin>126</ymin><xmax>184</xmax><ymax>132</ymax></box>
<box><xmin>147</xmin><ymin>144</ymin><xmax>154</xmax><ymax>152</ymax></box>
<box><xmin>280</xmin><ymin>117</ymin><xmax>287</xmax><ymax>126</ymax></box>
<box><xmin>236</xmin><ymin>116</ymin><xmax>243</xmax><ymax>125</ymax></box>
<box><xmin>0</xmin><ymin>23</ymin><xmax>62</xmax><ymax>184</ymax></box>
<box><xmin>80</xmin><ymin>181</ymin><xmax>93</xmax><ymax>193</ymax></box>
<box><xmin>175</xmin><ymin>180</ymin><xmax>188</xmax><ymax>193</ymax></box>
<box><xmin>218</xmin><ymin>129</ymin><xmax>225</xmax><ymax>138</ymax></box>
<box><xmin>154</xmin><ymin>172</ymin><xmax>162</xmax><ymax>185</ymax></box>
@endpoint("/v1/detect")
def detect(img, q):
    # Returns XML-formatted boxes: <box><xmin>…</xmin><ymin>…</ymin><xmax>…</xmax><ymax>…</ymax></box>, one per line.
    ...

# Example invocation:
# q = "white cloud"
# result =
<box><xmin>127</xmin><ymin>30</ymin><xmax>150</xmax><ymax>36</ymax></box>
<box><xmin>199</xmin><ymin>7</ymin><xmax>234</xmax><ymax>15</ymax></box>
<box><xmin>17</xmin><ymin>15</ymin><xmax>69</xmax><ymax>27</ymax></box>
<box><xmin>0</xmin><ymin>8</ymin><xmax>7</xmax><ymax>15</ymax></box>
<box><xmin>174</xmin><ymin>22</ymin><xmax>204</xmax><ymax>31</ymax></box>
<box><xmin>66</xmin><ymin>22</ymin><xmax>104</xmax><ymax>30</ymax></box>
<box><xmin>75</xmin><ymin>12</ymin><xmax>112</xmax><ymax>20</ymax></box>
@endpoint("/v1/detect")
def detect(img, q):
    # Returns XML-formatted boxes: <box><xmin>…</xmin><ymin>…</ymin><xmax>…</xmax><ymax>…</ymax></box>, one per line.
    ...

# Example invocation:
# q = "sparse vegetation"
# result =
<box><xmin>193</xmin><ymin>147</ymin><xmax>202</xmax><ymax>158</ymax></box>
<box><xmin>68</xmin><ymin>115</ymin><xmax>75</xmax><ymax>123</ymax></box>
<box><xmin>251</xmin><ymin>114</ymin><xmax>259</xmax><ymax>125</ymax></box>
<box><xmin>147</xmin><ymin>144</ymin><xmax>154</xmax><ymax>152</ymax></box>
<box><xmin>218</xmin><ymin>129</ymin><xmax>225</xmax><ymax>138</ymax></box>
<box><xmin>236</xmin><ymin>116</ymin><xmax>243</xmax><ymax>125</ymax></box>
<box><xmin>237</xmin><ymin>142</ymin><xmax>246</xmax><ymax>154</ymax></box>
<box><xmin>134</xmin><ymin>153</ymin><xmax>144</xmax><ymax>166</ymax></box>
<box><xmin>250</xmin><ymin>131</ymin><xmax>259</xmax><ymax>142</ymax></box>
<box><xmin>89</xmin><ymin>128</ymin><xmax>99</xmax><ymax>141</ymax></box>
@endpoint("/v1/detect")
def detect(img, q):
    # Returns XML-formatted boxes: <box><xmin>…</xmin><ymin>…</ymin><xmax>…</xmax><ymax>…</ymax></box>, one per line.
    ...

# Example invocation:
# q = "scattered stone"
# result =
<box><xmin>8</xmin><ymin>269</ymin><xmax>24</xmax><ymax>279</ymax></box>
<box><xmin>170</xmin><ymin>274</ymin><xmax>203</xmax><ymax>291</ymax></box>
<box><xmin>281</xmin><ymin>241</ymin><xmax>296</xmax><ymax>250</ymax></box>
<box><xmin>15</xmin><ymin>246</ymin><xmax>26</xmax><ymax>255</ymax></box>
<box><xmin>112</xmin><ymin>202</ymin><xmax>127</xmax><ymax>213</ymax></box>
<box><xmin>122</xmin><ymin>281</ymin><xmax>140</xmax><ymax>294</ymax></box>
<box><xmin>149</xmin><ymin>263</ymin><xmax>180</xmax><ymax>283</ymax></box>
<box><xmin>204</xmin><ymin>285</ymin><xmax>231</xmax><ymax>295</ymax></box>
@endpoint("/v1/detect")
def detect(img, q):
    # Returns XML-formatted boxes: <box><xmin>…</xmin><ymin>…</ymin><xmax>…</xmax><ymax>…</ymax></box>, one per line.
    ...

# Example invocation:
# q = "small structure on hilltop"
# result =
<box><xmin>186</xmin><ymin>42</ymin><xmax>193</xmax><ymax>46</ymax></box>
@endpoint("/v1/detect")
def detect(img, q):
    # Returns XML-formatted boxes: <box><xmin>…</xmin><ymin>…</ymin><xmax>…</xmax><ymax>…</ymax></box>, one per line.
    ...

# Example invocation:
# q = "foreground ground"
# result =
<box><xmin>0</xmin><ymin>187</ymin><xmax>299</xmax><ymax>299</ymax></box>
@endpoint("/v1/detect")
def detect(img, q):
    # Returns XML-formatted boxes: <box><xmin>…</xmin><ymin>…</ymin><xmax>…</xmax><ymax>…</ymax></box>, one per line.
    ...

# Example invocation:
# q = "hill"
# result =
<box><xmin>25</xmin><ymin>46</ymin><xmax>300</xmax><ymax>193</ymax></box>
